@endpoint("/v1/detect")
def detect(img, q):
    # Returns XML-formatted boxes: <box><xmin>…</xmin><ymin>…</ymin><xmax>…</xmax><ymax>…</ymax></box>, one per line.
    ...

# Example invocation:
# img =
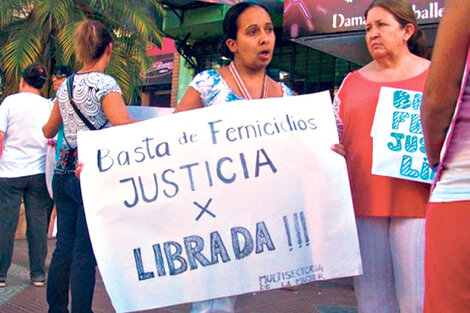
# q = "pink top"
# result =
<box><xmin>431</xmin><ymin>47</ymin><xmax>470</xmax><ymax>202</ymax></box>
<box><xmin>335</xmin><ymin>70</ymin><xmax>430</xmax><ymax>217</ymax></box>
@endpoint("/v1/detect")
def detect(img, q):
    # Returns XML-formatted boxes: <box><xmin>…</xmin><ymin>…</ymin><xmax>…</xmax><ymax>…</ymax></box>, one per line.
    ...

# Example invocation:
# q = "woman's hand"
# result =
<box><xmin>75</xmin><ymin>162</ymin><xmax>83</xmax><ymax>179</ymax></box>
<box><xmin>331</xmin><ymin>143</ymin><xmax>346</xmax><ymax>157</ymax></box>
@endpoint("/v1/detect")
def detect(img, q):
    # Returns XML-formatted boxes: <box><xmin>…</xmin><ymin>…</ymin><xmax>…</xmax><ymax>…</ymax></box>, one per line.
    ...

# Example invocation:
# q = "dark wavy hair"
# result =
<box><xmin>219</xmin><ymin>2</ymin><xmax>272</xmax><ymax>60</ymax></box>
<box><xmin>22</xmin><ymin>64</ymin><xmax>47</xmax><ymax>89</ymax></box>
<box><xmin>365</xmin><ymin>0</ymin><xmax>428</xmax><ymax>58</ymax></box>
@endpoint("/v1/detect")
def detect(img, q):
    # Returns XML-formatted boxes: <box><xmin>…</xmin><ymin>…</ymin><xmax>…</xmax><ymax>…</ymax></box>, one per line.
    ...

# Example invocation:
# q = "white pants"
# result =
<box><xmin>354</xmin><ymin>217</ymin><xmax>424</xmax><ymax>313</ymax></box>
<box><xmin>190</xmin><ymin>296</ymin><xmax>237</xmax><ymax>313</ymax></box>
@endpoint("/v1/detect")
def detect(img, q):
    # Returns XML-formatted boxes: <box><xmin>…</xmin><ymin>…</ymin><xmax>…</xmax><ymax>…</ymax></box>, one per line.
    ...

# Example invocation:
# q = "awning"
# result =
<box><xmin>147</xmin><ymin>38</ymin><xmax>176</xmax><ymax>56</ymax></box>
<box><xmin>283</xmin><ymin>0</ymin><xmax>444</xmax><ymax>65</ymax></box>
<box><xmin>159</xmin><ymin>0</ymin><xmax>284</xmax><ymax>43</ymax></box>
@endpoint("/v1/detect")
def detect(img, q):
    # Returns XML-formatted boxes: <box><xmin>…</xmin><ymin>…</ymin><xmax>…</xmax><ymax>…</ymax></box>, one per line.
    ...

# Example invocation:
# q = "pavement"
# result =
<box><xmin>0</xmin><ymin>239</ymin><xmax>358</xmax><ymax>313</ymax></box>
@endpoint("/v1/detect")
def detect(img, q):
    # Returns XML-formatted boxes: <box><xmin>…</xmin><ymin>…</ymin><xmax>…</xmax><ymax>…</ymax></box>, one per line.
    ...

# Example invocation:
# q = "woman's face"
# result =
<box><xmin>365</xmin><ymin>6</ymin><xmax>413</xmax><ymax>60</ymax></box>
<box><xmin>52</xmin><ymin>75</ymin><xmax>67</xmax><ymax>92</ymax></box>
<box><xmin>226</xmin><ymin>6</ymin><xmax>275</xmax><ymax>70</ymax></box>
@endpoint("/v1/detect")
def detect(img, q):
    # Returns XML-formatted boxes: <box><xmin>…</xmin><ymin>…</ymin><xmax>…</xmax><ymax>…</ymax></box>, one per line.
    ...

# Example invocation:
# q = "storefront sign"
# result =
<box><xmin>283</xmin><ymin>0</ymin><xmax>444</xmax><ymax>38</ymax></box>
<box><xmin>140</xmin><ymin>54</ymin><xmax>174</xmax><ymax>86</ymax></box>
<box><xmin>371</xmin><ymin>87</ymin><xmax>435</xmax><ymax>184</ymax></box>
<box><xmin>78</xmin><ymin>92</ymin><xmax>361</xmax><ymax>312</ymax></box>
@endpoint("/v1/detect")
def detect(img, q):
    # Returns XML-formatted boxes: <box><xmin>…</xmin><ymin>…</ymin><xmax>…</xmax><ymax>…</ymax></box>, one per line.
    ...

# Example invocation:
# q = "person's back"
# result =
<box><xmin>0</xmin><ymin>92</ymin><xmax>51</xmax><ymax>177</ymax></box>
<box><xmin>56</xmin><ymin>72</ymin><xmax>116</xmax><ymax>146</ymax></box>
<box><xmin>0</xmin><ymin>64</ymin><xmax>53</xmax><ymax>288</ymax></box>
<box><xmin>42</xmin><ymin>19</ymin><xmax>135</xmax><ymax>313</ymax></box>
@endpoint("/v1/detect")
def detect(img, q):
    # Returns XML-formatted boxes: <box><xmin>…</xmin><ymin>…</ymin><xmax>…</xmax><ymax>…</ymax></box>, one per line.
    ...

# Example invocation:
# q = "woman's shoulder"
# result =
<box><xmin>337</xmin><ymin>70</ymin><xmax>362</xmax><ymax>90</ymax></box>
<box><xmin>334</xmin><ymin>70</ymin><xmax>369</xmax><ymax>104</ymax></box>
<box><xmin>190</xmin><ymin>69</ymin><xmax>226</xmax><ymax>92</ymax></box>
<box><xmin>279</xmin><ymin>82</ymin><xmax>295</xmax><ymax>97</ymax></box>
<box><xmin>69</xmin><ymin>72</ymin><xmax>121</xmax><ymax>100</ymax></box>
<box><xmin>90</xmin><ymin>72</ymin><xmax>118</xmax><ymax>84</ymax></box>
<box><xmin>359</xmin><ymin>56</ymin><xmax>430</xmax><ymax>83</ymax></box>
<box><xmin>404</xmin><ymin>55</ymin><xmax>430</xmax><ymax>78</ymax></box>
<box><xmin>192</xmin><ymin>69</ymin><xmax>222</xmax><ymax>83</ymax></box>
<box><xmin>413</xmin><ymin>54</ymin><xmax>431</xmax><ymax>67</ymax></box>
<box><xmin>80</xmin><ymin>72</ymin><xmax>120</xmax><ymax>90</ymax></box>
<box><xmin>74</xmin><ymin>71</ymin><xmax>117</xmax><ymax>83</ymax></box>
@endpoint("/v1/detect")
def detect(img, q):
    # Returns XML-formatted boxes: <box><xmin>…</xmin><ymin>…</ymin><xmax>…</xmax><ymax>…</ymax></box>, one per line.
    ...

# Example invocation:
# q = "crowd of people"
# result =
<box><xmin>0</xmin><ymin>0</ymin><xmax>468</xmax><ymax>312</ymax></box>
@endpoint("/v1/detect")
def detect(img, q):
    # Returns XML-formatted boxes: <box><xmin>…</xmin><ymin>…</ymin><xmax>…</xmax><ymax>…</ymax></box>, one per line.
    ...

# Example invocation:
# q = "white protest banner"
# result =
<box><xmin>78</xmin><ymin>92</ymin><xmax>361</xmax><ymax>313</ymax></box>
<box><xmin>371</xmin><ymin>87</ymin><xmax>436</xmax><ymax>183</ymax></box>
<box><xmin>127</xmin><ymin>105</ymin><xmax>174</xmax><ymax>120</ymax></box>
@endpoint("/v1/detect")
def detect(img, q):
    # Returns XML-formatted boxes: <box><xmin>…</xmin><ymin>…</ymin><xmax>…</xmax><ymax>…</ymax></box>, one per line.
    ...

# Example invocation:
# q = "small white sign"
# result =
<box><xmin>371</xmin><ymin>87</ymin><xmax>435</xmax><ymax>183</ymax></box>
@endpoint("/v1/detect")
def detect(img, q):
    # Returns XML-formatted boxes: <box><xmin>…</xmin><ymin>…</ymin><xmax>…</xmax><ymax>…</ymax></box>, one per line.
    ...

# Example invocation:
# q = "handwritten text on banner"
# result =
<box><xmin>78</xmin><ymin>92</ymin><xmax>362</xmax><ymax>313</ymax></box>
<box><xmin>371</xmin><ymin>87</ymin><xmax>436</xmax><ymax>183</ymax></box>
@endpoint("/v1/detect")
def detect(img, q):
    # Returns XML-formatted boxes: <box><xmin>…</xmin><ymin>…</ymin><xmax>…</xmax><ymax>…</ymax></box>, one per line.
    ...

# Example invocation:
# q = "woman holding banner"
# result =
<box><xmin>42</xmin><ymin>19</ymin><xmax>135</xmax><ymax>313</ymax></box>
<box><xmin>175</xmin><ymin>2</ymin><xmax>294</xmax><ymax>113</ymax></box>
<box><xmin>176</xmin><ymin>2</ymin><xmax>294</xmax><ymax>312</ymax></box>
<box><xmin>333</xmin><ymin>0</ymin><xmax>430</xmax><ymax>312</ymax></box>
<box><xmin>421</xmin><ymin>0</ymin><xmax>470</xmax><ymax>311</ymax></box>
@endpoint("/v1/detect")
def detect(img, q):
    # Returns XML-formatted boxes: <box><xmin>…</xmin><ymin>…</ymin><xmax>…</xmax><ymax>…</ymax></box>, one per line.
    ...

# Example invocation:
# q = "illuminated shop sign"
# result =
<box><xmin>140</xmin><ymin>54</ymin><xmax>174</xmax><ymax>85</ymax></box>
<box><xmin>283</xmin><ymin>0</ymin><xmax>444</xmax><ymax>38</ymax></box>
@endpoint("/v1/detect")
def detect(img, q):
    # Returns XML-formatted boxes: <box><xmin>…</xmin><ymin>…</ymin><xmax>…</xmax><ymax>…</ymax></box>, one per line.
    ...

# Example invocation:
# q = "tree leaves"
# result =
<box><xmin>0</xmin><ymin>0</ymin><xmax>163</xmax><ymax>102</ymax></box>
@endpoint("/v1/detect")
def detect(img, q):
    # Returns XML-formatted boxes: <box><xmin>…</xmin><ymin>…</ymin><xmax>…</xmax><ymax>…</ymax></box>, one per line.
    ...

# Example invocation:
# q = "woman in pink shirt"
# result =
<box><xmin>334</xmin><ymin>1</ymin><xmax>430</xmax><ymax>312</ymax></box>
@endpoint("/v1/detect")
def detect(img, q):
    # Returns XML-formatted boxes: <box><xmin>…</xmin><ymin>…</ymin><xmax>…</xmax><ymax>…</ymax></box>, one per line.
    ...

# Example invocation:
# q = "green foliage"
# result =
<box><xmin>0</xmin><ymin>0</ymin><xmax>163</xmax><ymax>102</ymax></box>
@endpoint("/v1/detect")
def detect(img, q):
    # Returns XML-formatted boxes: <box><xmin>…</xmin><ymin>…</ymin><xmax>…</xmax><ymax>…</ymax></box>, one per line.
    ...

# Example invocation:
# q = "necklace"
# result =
<box><xmin>229</xmin><ymin>62</ymin><xmax>268</xmax><ymax>100</ymax></box>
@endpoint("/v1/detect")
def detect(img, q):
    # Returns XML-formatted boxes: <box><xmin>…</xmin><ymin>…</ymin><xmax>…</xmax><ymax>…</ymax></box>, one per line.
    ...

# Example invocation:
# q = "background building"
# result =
<box><xmin>151</xmin><ymin>0</ymin><xmax>443</xmax><ymax>106</ymax></box>
<box><xmin>140</xmin><ymin>37</ymin><xmax>176</xmax><ymax>107</ymax></box>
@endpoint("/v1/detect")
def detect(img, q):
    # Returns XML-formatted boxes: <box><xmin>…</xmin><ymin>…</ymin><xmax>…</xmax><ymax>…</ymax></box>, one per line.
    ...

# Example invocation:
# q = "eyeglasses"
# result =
<box><xmin>52</xmin><ymin>74</ymin><xmax>67</xmax><ymax>79</ymax></box>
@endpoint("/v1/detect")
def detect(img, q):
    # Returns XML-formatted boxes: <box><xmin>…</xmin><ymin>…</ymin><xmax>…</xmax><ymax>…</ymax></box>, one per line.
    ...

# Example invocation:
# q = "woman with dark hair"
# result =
<box><xmin>0</xmin><ymin>64</ymin><xmax>53</xmax><ymax>288</ymax></box>
<box><xmin>176</xmin><ymin>2</ymin><xmax>294</xmax><ymax>312</ymax></box>
<box><xmin>175</xmin><ymin>2</ymin><xmax>294</xmax><ymax>113</ymax></box>
<box><xmin>333</xmin><ymin>0</ymin><xmax>430</xmax><ymax>312</ymax></box>
<box><xmin>43</xmin><ymin>19</ymin><xmax>135</xmax><ymax>313</ymax></box>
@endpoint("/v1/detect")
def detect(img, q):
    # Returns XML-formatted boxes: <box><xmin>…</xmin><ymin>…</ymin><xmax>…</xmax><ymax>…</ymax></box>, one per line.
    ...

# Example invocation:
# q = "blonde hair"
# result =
<box><xmin>74</xmin><ymin>19</ymin><xmax>113</xmax><ymax>64</ymax></box>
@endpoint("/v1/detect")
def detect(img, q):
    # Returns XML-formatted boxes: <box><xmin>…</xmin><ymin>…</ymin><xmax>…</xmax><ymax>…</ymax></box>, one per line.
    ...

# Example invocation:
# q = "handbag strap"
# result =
<box><xmin>66</xmin><ymin>74</ymin><xmax>108</xmax><ymax>130</ymax></box>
